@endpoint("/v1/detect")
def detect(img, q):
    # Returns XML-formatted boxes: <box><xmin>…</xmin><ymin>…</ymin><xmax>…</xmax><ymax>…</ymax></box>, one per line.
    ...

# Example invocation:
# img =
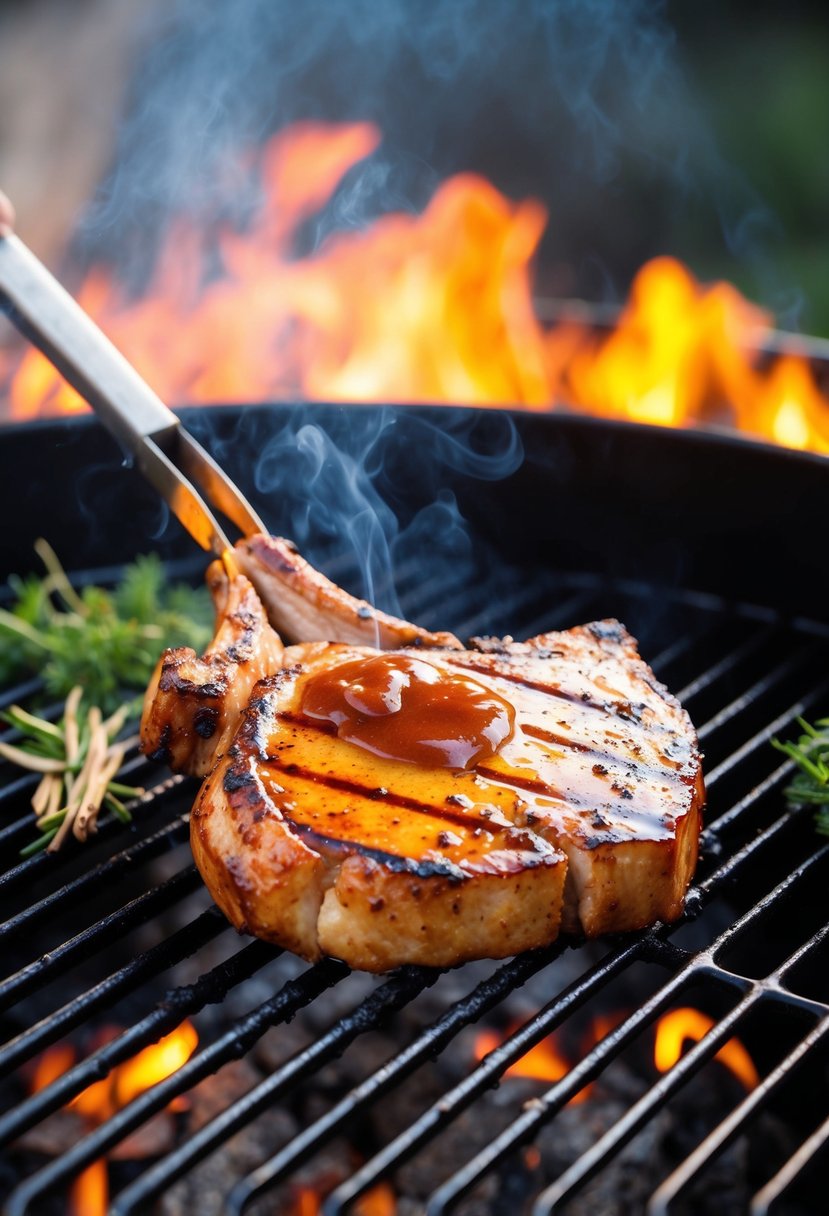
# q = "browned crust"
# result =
<box><xmin>235</xmin><ymin>534</ymin><xmax>462</xmax><ymax>650</ymax></box>
<box><xmin>190</xmin><ymin>675</ymin><xmax>567</xmax><ymax>971</ymax></box>
<box><xmin>553</xmin><ymin>776</ymin><xmax>703</xmax><ymax>937</ymax></box>
<box><xmin>316</xmin><ymin>852</ymin><xmax>564</xmax><ymax>971</ymax></box>
<box><xmin>192</xmin><ymin>750</ymin><xmax>327</xmax><ymax>958</ymax></box>
<box><xmin>464</xmin><ymin>620</ymin><xmax>705</xmax><ymax>935</ymax></box>
<box><xmin>140</xmin><ymin>562</ymin><xmax>283</xmax><ymax>777</ymax></box>
<box><xmin>159</xmin><ymin>575</ymin><xmax>702</xmax><ymax>965</ymax></box>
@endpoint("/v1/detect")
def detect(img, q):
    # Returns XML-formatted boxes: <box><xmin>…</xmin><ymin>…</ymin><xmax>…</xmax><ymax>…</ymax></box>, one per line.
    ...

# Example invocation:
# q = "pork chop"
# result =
<box><xmin>142</xmin><ymin>543</ymin><xmax>704</xmax><ymax>970</ymax></box>
<box><xmin>191</xmin><ymin>626</ymin><xmax>702</xmax><ymax>969</ymax></box>
<box><xmin>192</xmin><ymin>645</ymin><xmax>566</xmax><ymax>970</ymax></box>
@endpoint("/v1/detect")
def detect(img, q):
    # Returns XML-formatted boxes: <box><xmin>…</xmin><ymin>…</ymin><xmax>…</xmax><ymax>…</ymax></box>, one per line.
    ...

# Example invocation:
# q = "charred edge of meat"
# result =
<box><xmin>140</xmin><ymin>565</ymin><xmax>284</xmax><ymax>778</ymax></box>
<box><xmin>235</xmin><ymin>533</ymin><xmax>463</xmax><ymax>650</ymax></box>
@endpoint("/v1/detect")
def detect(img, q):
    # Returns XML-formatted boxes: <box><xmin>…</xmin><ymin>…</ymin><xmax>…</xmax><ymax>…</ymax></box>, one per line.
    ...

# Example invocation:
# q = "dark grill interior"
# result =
<box><xmin>0</xmin><ymin>407</ymin><xmax>828</xmax><ymax>1214</ymax></box>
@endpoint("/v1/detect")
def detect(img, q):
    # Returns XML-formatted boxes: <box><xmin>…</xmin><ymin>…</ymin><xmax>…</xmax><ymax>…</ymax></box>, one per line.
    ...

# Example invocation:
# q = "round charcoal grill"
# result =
<box><xmin>0</xmin><ymin>406</ymin><xmax>827</xmax><ymax>1215</ymax></box>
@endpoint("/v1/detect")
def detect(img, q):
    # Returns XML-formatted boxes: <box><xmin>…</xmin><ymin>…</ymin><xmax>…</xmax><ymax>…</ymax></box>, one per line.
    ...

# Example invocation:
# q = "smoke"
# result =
<box><xmin>208</xmin><ymin>404</ymin><xmax>526</xmax><ymax>618</ymax></box>
<box><xmin>65</xmin><ymin>0</ymin><xmax>789</xmax><ymax>608</ymax></box>
<box><xmin>74</xmin><ymin>0</ymin><xmax>762</xmax><ymax>295</ymax></box>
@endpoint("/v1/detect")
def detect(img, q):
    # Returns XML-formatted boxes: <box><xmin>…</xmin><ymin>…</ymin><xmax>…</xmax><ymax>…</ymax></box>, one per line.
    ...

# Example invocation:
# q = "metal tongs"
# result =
<box><xmin>0</xmin><ymin>192</ymin><xmax>266</xmax><ymax>556</ymax></box>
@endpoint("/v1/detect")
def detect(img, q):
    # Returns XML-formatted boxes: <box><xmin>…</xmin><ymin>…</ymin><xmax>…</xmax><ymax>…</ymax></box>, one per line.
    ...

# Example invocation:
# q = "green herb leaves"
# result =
<box><xmin>0</xmin><ymin>542</ymin><xmax>215</xmax><ymax>854</ymax></box>
<box><xmin>0</xmin><ymin>540</ymin><xmax>212</xmax><ymax>712</ymax></box>
<box><xmin>772</xmin><ymin>716</ymin><xmax>829</xmax><ymax>837</ymax></box>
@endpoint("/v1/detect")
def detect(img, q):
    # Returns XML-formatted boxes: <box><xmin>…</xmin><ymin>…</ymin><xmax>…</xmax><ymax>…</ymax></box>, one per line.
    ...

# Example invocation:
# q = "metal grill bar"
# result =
<box><xmin>420</xmin><ymin>844</ymin><xmax>829</xmax><ymax>1214</ymax></box>
<box><xmin>523</xmin><ymin>988</ymin><xmax>767</xmax><ymax>1216</ymax></box>
<box><xmin>0</xmin><ymin>549</ymin><xmax>826</xmax><ymax>1215</ymax></box>
<box><xmin>0</xmin><ymin>772</ymin><xmax>39</xmax><ymax>811</ymax></box>
<box><xmin>228</xmin><ymin>798</ymin><xmax>812</xmax><ymax>1216</ymax></box>
<box><xmin>0</xmin><ymin>677</ymin><xmax>43</xmax><ymax>709</ymax></box>
<box><xmin>108</xmin><ymin>966</ymin><xmax>435</xmax><ymax>1216</ymax></box>
<box><xmin>227</xmin><ymin>948</ymin><xmax>560</xmax><ymax>1215</ymax></box>
<box><xmin>0</xmin><ymin>765</ymin><xmax>179</xmax><ymax>899</ymax></box>
<box><xmin>323</xmin><ymin>940</ymin><xmax>655</xmax><ymax>1215</ymax></box>
<box><xmin>694</xmin><ymin>646</ymin><xmax>818</xmax><ymax>742</ymax></box>
<box><xmin>8</xmin><ymin>957</ymin><xmax>378</xmax><ymax>1216</ymax></box>
<box><xmin>701</xmin><ymin>678</ymin><xmax>829</xmax><ymax>788</ymax></box>
<box><xmin>310</xmin><ymin>812</ymin><xmax>826</xmax><ymax>1215</ymax></box>
<box><xmin>519</xmin><ymin>588</ymin><xmax>601</xmax><ymax>638</ymax></box>
<box><xmin>0</xmin><ymin>938</ymin><xmax>275</xmax><ymax>1146</ymax></box>
<box><xmin>645</xmin><ymin>628</ymin><xmax>704</xmax><ymax>676</ymax></box>
<box><xmin>0</xmin><ymin>906</ymin><xmax>225</xmax><ymax>1078</ymax></box>
<box><xmin>647</xmin><ymin>919</ymin><xmax>829</xmax><ymax>1212</ymax></box>
<box><xmin>454</xmin><ymin>581</ymin><xmax>557</xmax><ymax>638</ymax></box>
<box><xmin>0</xmin><ymin>808</ymin><xmax>189</xmax><ymax>943</ymax></box>
<box><xmin>0</xmin><ymin>744</ymin><xmax>147</xmax><ymax>851</ymax></box>
<box><xmin>673</xmin><ymin>624</ymin><xmax>777</xmax><ymax>703</ymax></box>
<box><xmin>647</xmin><ymin>1018</ymin><xmax>829</xmax><ymax>1216</ymax></box>
<box><xmin>750</xmin><ymin>1112</ymin><xmax>829</xmax><ymax>1214</ymax></box>
<box><xmin>701</xmin><ymin>760</ymin><xmax>792</xmax><ymax>839</ymax></box>
<box><xmin>699</xmin><ymin>807</ymin><xmax>810</xmax><ymax>895</ymax></box>
<box><xmin>0</xmin><ymin>864</ymin><xmax>200</xmax><ymax>1012</ymax></box>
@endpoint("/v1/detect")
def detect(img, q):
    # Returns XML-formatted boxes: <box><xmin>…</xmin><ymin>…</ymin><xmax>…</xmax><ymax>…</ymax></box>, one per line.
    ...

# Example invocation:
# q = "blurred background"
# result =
<box><xmin>0</xmin><ymin>0</ymin><xmax>828</xmax><ymax>428</ymax></box>
<box><xmin>1</xmin><ymin>0</ymin><xmax>827</xmax><ymax>322</ymax></box>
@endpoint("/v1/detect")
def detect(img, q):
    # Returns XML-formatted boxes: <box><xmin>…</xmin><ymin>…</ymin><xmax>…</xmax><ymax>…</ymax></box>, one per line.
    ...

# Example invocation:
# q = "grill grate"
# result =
<box><xmin>0</xmin><ymin>556</ymin><xmax>827</xmax><ymax>1215</ymax></box>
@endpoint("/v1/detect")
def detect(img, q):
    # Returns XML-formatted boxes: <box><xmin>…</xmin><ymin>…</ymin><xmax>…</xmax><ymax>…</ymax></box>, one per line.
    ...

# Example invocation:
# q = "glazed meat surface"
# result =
<box><xmin>142</xmin><ymin>547</ymin><xmax>704</xmax><ymax>971</ymax></box>
<box><xmin>141</xmin><ymin>535</ymin><xmax>459</xmax><ymax>779</ymax></box>
<box><xmin>190</xmin><ymin>621</ymin><xmax>703</xmax><ymax>969</ymax></box>
<box><xmin>194</xmin><ymin>658</ymin><xmax>567</xmax><ymax>971</ymax></box>
<box><xmin>448</xmin><ymin>621</ymin><xmax>704</xmax><ymax>936</ymax></box>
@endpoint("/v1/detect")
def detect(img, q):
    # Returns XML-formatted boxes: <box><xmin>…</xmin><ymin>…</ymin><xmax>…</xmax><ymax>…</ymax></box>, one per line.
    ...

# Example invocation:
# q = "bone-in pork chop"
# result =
<box><xmin>141</xmin><ymin>540</ymin><xmax>704</xmax><ymax>971</ymax></box>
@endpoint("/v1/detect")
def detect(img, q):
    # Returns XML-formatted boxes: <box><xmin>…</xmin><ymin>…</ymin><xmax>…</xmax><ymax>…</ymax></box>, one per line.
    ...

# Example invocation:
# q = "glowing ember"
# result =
<box><xmin>523</xmin><ymin>1145</ymin><xmax>542</xmax><ymax>1171</ymax></box>
<box><xmin>293</xmin><ymin>1185</ymin><xmax>323</xmax><ymax>1216</ymax></box>
<box><xmin>2</xmin><ymin>120</ymin><xmax>828</xmax><ymax>451</ymax></box>
<box><xmin>29</xmin><ymin>1021</ymin><xmax>198</xmax><ymax>1216</ymax></box>
<box><xmin>472</xmin><ymin>1019</ymin><xmax>618</xmax><ymax>1103</ymax></box>
<box><xmin>474</xmin><ymin>1026</ymin><xmax>582</xmax><ymax>1094</ymax></box>
<box><xmin>653</xmin><ymin>1007</ymin><xmax>759</xmax><ymax>1090</ymax></box>
<box><xmin>291</xmin><ymin>1180</ymin><xmax>395</xmax><ymax>1216</ymax></box>
<box><xmin>355</xmin><ymin>1181</ymin><xmax>397</xmax><ymax>1216</ymax></box>
<box><xmin>71</xmin><ymin>1158</ymin><xmax>108</xmax><ymax>1216</ymax></box>
<box><xmin>30</xmin><ymin>1042</ymin><xmax>74</xmax><ymax>1092</ymax></box>
<box><xmin>114</xmin><ymin>1020</ymin><xmax>198</xmax><ymax>1108</ymax></box>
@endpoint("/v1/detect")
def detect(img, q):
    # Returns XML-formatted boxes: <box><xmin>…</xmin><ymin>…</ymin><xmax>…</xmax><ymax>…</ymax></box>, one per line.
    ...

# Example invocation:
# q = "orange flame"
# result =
<box><xmin>292</xmin><ymin>1181</ymin><xmax>395</xmax><ymax>1216</ymax></box>
<box><xmin>3</xmin><ymin>120</ymin><xmax>829</xmax><ymax>451</ymax></box>
<box><xmin>355</xmin><ymin>1182</ymin><xmax>397</xmax><ymax>1216</ymax></box>
<box><xmin>474</xmin><ymin>1026</ymin><xmax>581</xmax><ymax>1094</ymax></box>
<box><xmin>653</xmin><ymin>1007</ymin><xmax>759</xmax><ymax>1090</ymax></box>
<box><xmin>30</xmin><ymin>1021</ymin><xmax>199</xmax><ymax>1216</ymax></box>
<box><xmin>472</xmin><ymin>1014</ymin><xmax>620</xmax><ymax>1103</ymax></box>
<box><xmin>293</xmin><ymin>1186</ymin><xmax>323</xmax><ymax>1216</ymax></box>
<box><xmin>70</xmin><ymin>1158</ymin><xmax>108</xmax><ymax>1216</ymax></box>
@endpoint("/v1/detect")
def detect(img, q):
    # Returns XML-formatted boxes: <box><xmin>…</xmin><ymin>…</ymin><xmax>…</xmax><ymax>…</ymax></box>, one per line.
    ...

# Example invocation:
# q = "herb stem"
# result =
<box><xmin>34</xmin><ymin>538</ymin><xmax>87</xmax><ymax>616</ymax></box>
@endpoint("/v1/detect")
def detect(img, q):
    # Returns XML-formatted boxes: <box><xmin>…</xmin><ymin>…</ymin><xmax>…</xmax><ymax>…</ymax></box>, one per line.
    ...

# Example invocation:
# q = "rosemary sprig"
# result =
<box><xmin>0</xmin><ymin>687</ymin><xmax>146</xmax><ymax>855</ymax></box>
<box><xmin>772</xmin><ymin>716</ymin><xmax>829</xmax><ymax>836</ymax></box>
<box><xmin>0</xmin><ymin>540</ymin><xmax>212</xmax><ymax>714</ymax></box>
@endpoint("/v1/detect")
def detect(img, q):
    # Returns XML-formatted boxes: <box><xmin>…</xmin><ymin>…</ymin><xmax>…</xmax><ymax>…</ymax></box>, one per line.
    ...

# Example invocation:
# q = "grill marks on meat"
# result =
<box><xmin>142</xmin><ymin>546</ymin><xmax>704</xmax><ymax>971</ymax></box>
<box><xmin>193</xmin><ymin>658</ymin><xmax>567</xmax><ymax>970</ymax></box>
<box><xmin>442</xmin><ymin>622</ymin><xmax>703</xmax><ymax>935</ymax></box>
<box><xmin>189</xmin><ymin>628</ymin><xmax>702</xmax><ymax>969</ymax></box>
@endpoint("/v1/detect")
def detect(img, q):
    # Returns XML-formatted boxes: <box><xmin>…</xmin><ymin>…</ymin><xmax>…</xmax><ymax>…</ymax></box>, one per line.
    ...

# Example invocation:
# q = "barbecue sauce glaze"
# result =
<box><xmin>300</xmin><ymin>653</ymin><xmax>515</xmax><ymax>769</ymax></box>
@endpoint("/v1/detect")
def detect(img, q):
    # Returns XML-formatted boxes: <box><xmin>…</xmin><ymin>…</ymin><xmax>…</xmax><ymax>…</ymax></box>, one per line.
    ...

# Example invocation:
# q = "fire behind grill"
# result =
<box><xmin>0</xmin><ymin>405</ymin><xmax>828</xmax><ymax>1214</ymax></box>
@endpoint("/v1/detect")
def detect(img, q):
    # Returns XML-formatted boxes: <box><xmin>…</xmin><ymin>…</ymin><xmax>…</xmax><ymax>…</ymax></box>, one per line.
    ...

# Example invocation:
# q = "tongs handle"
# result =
<box><xmin>0</xmin><ymin>219</ymin><xmax>265</xmax><ymax>555</ymax></box>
